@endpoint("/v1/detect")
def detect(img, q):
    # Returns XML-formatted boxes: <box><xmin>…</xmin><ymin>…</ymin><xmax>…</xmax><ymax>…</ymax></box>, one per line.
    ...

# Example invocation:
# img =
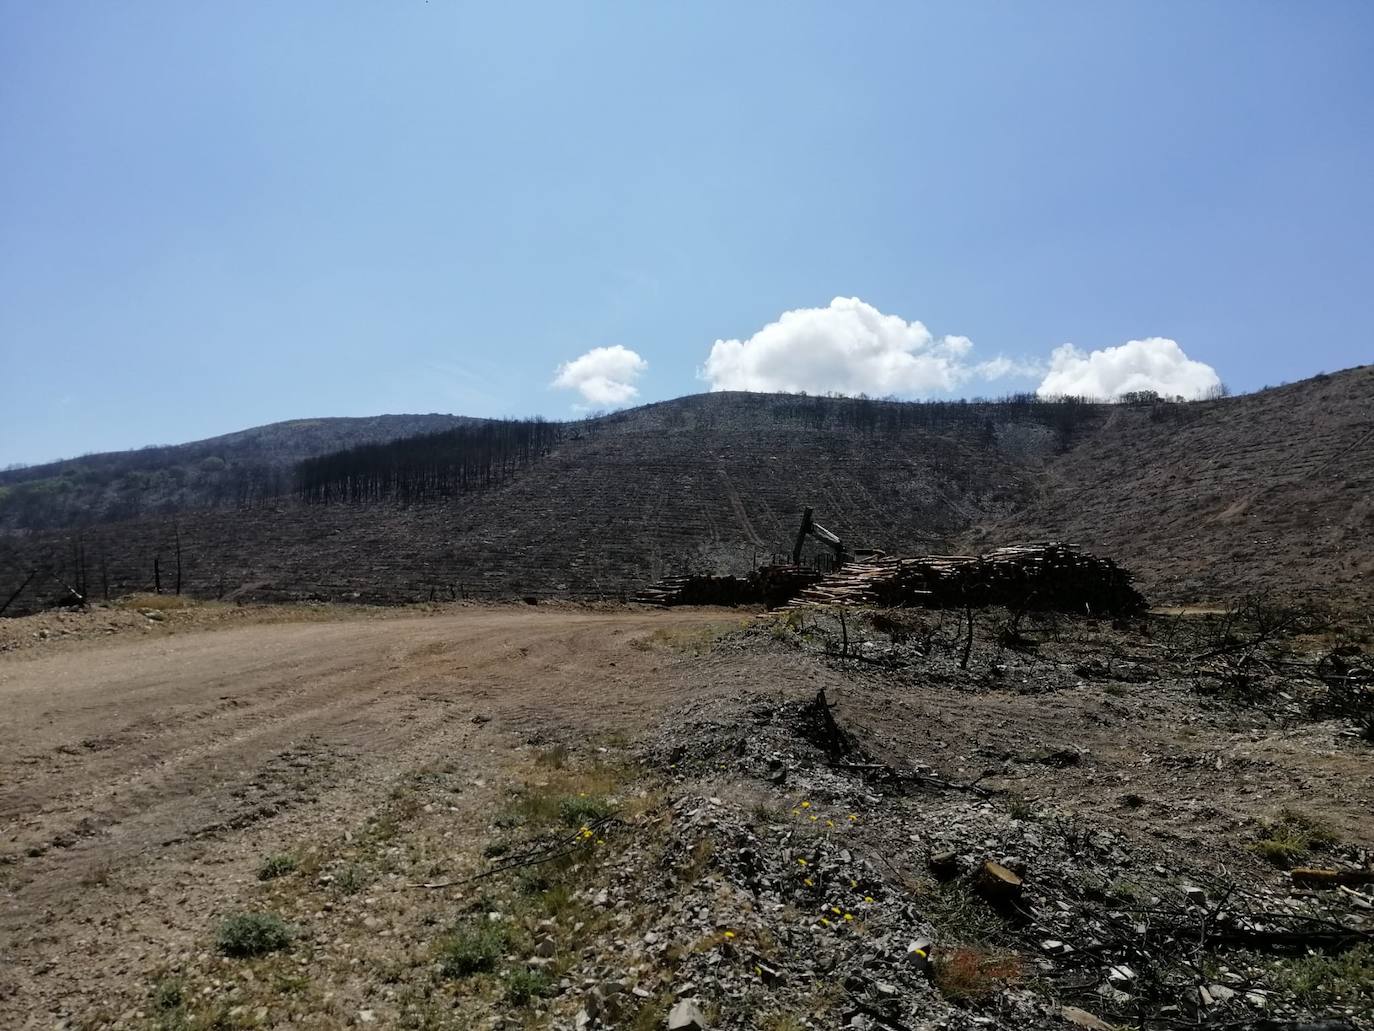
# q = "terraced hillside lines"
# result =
<box><xmin>969</xmin><ymin>365</ymin><xmax>1374</xmax><ymax>604</ymax></box>
<box><xmin>1</xmin><ymin>368</ymin><xmax>1372</xmax><ymax>614</ymax></box>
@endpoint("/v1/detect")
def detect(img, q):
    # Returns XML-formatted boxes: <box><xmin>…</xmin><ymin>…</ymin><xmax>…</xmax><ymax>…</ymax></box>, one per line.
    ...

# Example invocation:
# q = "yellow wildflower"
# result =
<box><xmin>723</xmin><ymin>930</ymin><xmax>735</xmax><ymax>939</ymax></box>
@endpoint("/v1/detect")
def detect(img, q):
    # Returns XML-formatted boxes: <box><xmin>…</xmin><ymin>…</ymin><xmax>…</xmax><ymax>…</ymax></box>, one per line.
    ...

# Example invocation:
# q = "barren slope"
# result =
<box><xmin>967</xmin><ymin>365</ymin><xmax>1374</xmax><ymax>605</ymax></box>
<box><xmin>2</xmin><ymin>367</ymin><xmax>1371</xmax><ymax>613</ymax></box>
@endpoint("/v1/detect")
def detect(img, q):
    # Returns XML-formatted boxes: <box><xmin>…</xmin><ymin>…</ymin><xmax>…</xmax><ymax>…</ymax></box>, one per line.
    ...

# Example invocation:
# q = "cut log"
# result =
<box><xmin>976</xmin><ymin>860</ymin><xmax>1023</xmax><ymax>903</ymax></box>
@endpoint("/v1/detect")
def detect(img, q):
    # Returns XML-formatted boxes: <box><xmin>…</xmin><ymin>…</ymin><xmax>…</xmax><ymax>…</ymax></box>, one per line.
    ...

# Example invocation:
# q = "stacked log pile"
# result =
<box><xmin>635</xmin><ymin>564</ymin><xmax>821</xmax><ymax>608</ymax></box>
<box><xmin>793</xmin><ymin>542</ymin><xmax>1144</xmax><ymax>615</ymax></box>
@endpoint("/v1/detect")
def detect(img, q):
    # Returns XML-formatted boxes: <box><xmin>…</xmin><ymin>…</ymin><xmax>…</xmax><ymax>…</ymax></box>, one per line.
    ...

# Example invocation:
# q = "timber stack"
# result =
<box><xmin>791</xmin><ymin>542</ymin><xmax>1144</xmax><ymax>616</ymax></box>
<box><xmin>635</xmin><ymin>564</ymin><xmax>821</xmax><ymax>608</ymax></box>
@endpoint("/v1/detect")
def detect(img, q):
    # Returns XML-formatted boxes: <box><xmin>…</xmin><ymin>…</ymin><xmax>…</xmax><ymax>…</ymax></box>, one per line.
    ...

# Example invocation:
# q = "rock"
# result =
<box><xmin>1061</xmin><ymin>1005</ymin><xmax>1111</xmax><ymax>1029</ymax></box>
<box><xmin>534</xmin><ymin>935</ymin><xmax>556</xmax><ymax>957</ymax></box>
<box><xmin>906</xmin><ymin>939</ymin><xmax>932</xmax><ymax>973</ymax></box>
<box><xmin>668</xmin><ymin>999</ymin><xmax>707</xmax><ymax>1031</ymax></box>
<box><xmin>1208</xmin><ymin>984</ymin><xmax>1236</xmax><ymax>1004</ymax></box>
<box><xmin>1182</xmin><ymin>884</ymin><xmax>1207</xmax><ymax>905</ymax></box>
<box><xmin>1107</xmin><ymin>964</ymin><xmax>1136</xmax><ymax>984</ymax></box>
<box><xmin>357</xmin><ymin>1011</ymin><xmax>377</xmax><ymax>1025</ymax></box>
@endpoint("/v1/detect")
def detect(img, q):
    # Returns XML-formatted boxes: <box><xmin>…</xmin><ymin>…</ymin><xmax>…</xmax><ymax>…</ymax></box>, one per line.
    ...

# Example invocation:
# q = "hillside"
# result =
<box><xmin>1</xmin><ymin>367</ymin><xmax>1371</xmax><ymax>614</ymax></box>
<box><xmin>965</xmin><ymin>365</ymin><xmax>1374</xmax><ymax>605</ymax></box>
<box><xmin>0</xmin><ymin>414</ymin><xmax>474</xmax><ymax>530</ymax></box>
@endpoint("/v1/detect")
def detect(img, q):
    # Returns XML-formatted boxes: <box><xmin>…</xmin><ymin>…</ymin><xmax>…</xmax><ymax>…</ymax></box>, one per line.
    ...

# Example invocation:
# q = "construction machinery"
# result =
<box><xmin>792</xmin><ymin>506</ymin><xmax>846</xmax><ymax>569</ymax></box>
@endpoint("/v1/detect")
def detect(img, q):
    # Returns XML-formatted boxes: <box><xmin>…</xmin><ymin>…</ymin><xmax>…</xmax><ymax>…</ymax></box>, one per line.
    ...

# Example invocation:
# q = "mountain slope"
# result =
<box><xmin>1</xmin><ymin>368</ymin><xmax>1370</xmax><ymax>615</ymax></box>
<box><xmin>965</xmin><ymin>364</ymin><xmax>1374</xmax><ymax>604</ymax></box>
<box><xmin>0</xmin><ymin>414</ymin><xmax>474</xmax><ymax>530</ymax></box>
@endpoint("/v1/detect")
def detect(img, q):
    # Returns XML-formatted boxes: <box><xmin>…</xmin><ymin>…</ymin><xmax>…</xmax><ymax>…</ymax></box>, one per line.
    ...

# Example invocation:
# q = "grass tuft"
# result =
<box><xmin>559</xmin><ymin>794</ymin><xmax>613</xmax><ymax>827</ymax></box>
<box><xmin>503</xmin><ymin>968</ymin><xmax>552</xmax><ymax>1005</ymax></box>
<box><xmin>1273</xmin><ymin>943</ymin><xmax>1373</xmax><ymax>1005</ymax></box>
<box><xmin>256</xmin><ymin>853</ymin><xmax>297</xmax><ymax>881</ymax></box>
<box><xmin>1251</xmin><ymin>808</ymin><xmax>1338</xmax><ymax>868</ymax></box>
<box><xmin>436</xmin><ymin>921</ymin><xmax>509</xmax><ymax>978</ymax></box>
<box><xmin>215</xmin><ymin>912</ymin><xmax>292</xmax><ymax>957</ymax></box>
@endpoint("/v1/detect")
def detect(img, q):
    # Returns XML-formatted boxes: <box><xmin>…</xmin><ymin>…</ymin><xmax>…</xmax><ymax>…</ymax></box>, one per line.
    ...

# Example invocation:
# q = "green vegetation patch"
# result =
<box><xmin>215</xmin><ymin>912</ymin><xmax>292</xmax><ymax>957</ymax></box>
<box><xmin>1251</xmin><ymin>808</ymin><xmax>1338</xmax><ymax>868</ymax></box>
<box><xmin>503</xmin><ymin>967</ymin><xmax>552</xmax><ymax>1006</ymax></box>
<box><xmin>436</xmin><ymin>921</ymin><xmax>510</xmax><ymax>978</ymax></box>
<box><xmin>1273</xmin><ymin>943</ymin><xmax>1374</xmax><ymax>1006</ymax></box>
<box><xmin>256</xmin><ymin>853</ymin><xmax>297</xmax><ymax>881</ymax></box>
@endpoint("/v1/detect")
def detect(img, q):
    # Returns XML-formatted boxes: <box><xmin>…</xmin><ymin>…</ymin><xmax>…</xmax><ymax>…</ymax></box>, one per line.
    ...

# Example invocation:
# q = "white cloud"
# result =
<box><xmin>975</xmin><ymin>356</ymin><xmax>1045</xmax><ymax>381</ymax></box>
<box><xmin>552</xmin><ymin>345</ymin><xmax>648</xmax><ymax>406</ymax></box>
<box><xmin>701</xmin><ymin>297</ymin><xmax>1004</xmax><ymax>396</ymax></box>
<box><xmin>1035</xmin><ymin>337</ymin><xmax>1220</xmax><ymax>400</ymax></box>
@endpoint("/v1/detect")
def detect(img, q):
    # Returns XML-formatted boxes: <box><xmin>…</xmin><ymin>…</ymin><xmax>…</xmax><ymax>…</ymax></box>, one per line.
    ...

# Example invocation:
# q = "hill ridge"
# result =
<box><xmin>1</xmin><ymin>365</ymin><xmax>1370</xmax><ymax>613</ymax></box>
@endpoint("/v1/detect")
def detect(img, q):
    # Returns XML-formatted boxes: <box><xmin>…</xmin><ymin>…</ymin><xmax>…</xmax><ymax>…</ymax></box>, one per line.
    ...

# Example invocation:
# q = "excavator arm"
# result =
<box><xmin>792</xmin><ymin>506</ymin><xmax>846</xmax><ymax>567</ymax></box>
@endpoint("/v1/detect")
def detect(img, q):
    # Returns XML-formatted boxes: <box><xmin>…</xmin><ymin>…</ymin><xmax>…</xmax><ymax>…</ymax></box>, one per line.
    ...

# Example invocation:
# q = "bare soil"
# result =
<box><xmin>0</xmin><ymin>603</ymin><xmax>1369</xmax><ymax>1029</ymax></box>
<box><xmin>0</xmin><ymin>604</ymin><xmax>732</xmax><ymax>1027</ymax></box>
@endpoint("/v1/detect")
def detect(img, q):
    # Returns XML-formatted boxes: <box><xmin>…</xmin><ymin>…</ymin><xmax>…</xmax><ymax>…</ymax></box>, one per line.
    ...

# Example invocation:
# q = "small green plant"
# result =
<box><xmin>504</xmin><ymin>968</ymin><xmax>552</xmax><ymax>1005</ymax></box>
<box><xmin>152</xmin><ymin>976</ymin><xmax>185</xmax><ymax>1011</ymax></box>
<box><xmin>750</xmin><ymin>802</ymin><xmax>780</xmax><ymax>826</ymax></box>
<box><xmin>1273</xmin><ymin>943</ymin><xmax>1373</xmax><ymax>1005</ymax></box>
<box><xmin>1251</xmin><ymin>809</ymin><xmax>1338</xmax><ymax>868</ymax></box>
<box><xmin>257</xmin><ymin>853</ymin><xmax>297</xmax><ymax>881</ymax></box>
<box><xmin>1007</xmin><ymin>794</ymin><xmax>1036</xmax><ymax>821</ymax></box>
<box><xmin>437</xmin><ymin>921</ymin><xmax>509</xmax><ymax>978</ymax></box>
<box><xmin>215</xmin><ymin>912</ymin><xmax>292</xmax><ymax>957</ymax></box>
<box><xmin>334</xmin><ymin>862</ymin><xmax>371</xmax><ymax>895</ymax></box>
<box><xmin>559</xmin><ymin>794</ymin><xmax>613</xmax><ymax>827</ymax></box>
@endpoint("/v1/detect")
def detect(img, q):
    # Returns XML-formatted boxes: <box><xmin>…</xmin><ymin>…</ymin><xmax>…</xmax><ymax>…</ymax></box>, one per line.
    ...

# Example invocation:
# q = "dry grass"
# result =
<box><xmin>631</xmin><ymin>622</ymin><xmax>739</xmax><ymax>655</ymax></box>
<box><xmin>932</xmin><ymin>946</ymin><xmax>1024</xmax><ymax>1003</ymax></box>
<box><xmin>112</xmin><ymin>593</ymin><xmax>206</xmax><ymax>611</ymax></box>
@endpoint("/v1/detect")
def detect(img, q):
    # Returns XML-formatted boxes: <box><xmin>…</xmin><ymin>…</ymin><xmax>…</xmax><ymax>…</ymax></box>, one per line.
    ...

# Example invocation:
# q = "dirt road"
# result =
<box><xmin>0</xmin><ymin>605</ymin><xmax>732</xmax><ymax>1026</ymax></box>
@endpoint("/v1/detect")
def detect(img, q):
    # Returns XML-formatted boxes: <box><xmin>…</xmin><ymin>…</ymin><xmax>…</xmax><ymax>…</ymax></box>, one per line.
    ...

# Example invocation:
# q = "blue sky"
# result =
<box><xmin>2</xmin><ymin>2</ymin><xmax>1371</xmax><ymax>465</ymax></box>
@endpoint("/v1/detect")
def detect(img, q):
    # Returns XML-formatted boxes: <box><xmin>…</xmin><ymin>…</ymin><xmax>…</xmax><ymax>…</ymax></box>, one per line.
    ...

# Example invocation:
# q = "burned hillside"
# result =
<box><xmin>1</xmin><ymin>366</ymin><xmax>1372</xmax><ymax>617</ymax></box>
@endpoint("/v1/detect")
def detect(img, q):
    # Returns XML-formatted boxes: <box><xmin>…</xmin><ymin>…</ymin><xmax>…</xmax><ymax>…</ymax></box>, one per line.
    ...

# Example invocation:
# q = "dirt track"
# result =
<box><xmin>3</xmin><ymin>604</ymin><xmax>1370</xmax><ymax>1028</ymax></box>
<box><xmin>0</xmin><ymin>605</ymin><xmax>731</xmax><ymax>1026</ymax></box>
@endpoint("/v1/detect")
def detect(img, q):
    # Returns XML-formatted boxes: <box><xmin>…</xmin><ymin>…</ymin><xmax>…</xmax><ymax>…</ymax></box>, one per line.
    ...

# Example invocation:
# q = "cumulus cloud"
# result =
<box><xmin>552</xmin><ymin>345</ymin><xmax>648</xmax><ymax>406</ymax></box>
<box><xmin>701</xmin><ymin>297</ymin><xmax>1003</xmax><ymax>396</ymax></box>
<box><xmin>1035</xmin><ymin>338</ymin><xmax>1220</xmax><ymax>400</ymax></box>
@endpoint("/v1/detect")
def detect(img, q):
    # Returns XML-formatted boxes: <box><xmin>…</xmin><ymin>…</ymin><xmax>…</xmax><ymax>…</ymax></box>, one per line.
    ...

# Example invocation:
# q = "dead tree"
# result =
<box><xmin>1</xmin><ymin>569</ymin><xmax>39</xmax><ymax>617</ymax></box>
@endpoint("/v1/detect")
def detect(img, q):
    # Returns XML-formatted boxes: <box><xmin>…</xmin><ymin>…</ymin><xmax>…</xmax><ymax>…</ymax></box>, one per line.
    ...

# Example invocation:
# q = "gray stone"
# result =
<box><xmin>668</xmin><ymin>999</ymin><xmax>707</xmax><ymax>1031</ymax></box>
